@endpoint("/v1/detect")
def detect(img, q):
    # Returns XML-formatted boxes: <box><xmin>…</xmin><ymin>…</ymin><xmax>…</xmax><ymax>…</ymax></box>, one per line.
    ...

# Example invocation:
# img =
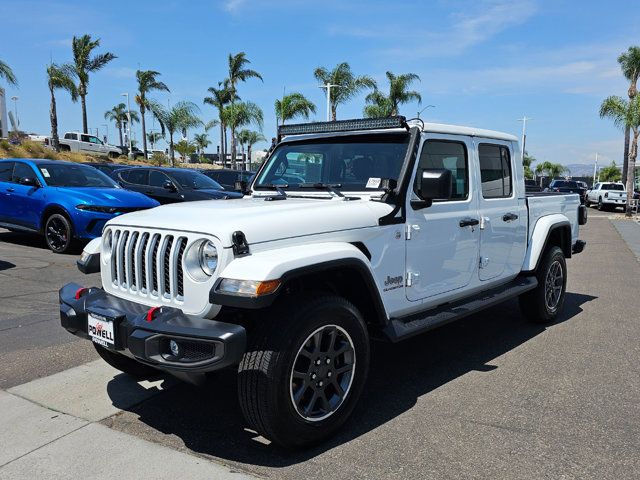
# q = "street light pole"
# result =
<box><xmin>593</xmin><ymin>152</ymin><xmax>598</xmax><ymax>185</ymax></box>
<box><xmin>417</xmin><ymin>104</ymin><xmax>435</xmax><ymax>119</ymax></box>
<box><xmin>101</xmin><ymin>124</ymin><xmax>109</xmax><ymax>144</ymax></box>
<box><xmin>518</xmin><ymin>116</ymin><xmax>532</xmax><ymax>161</ymax></box>
<box><xmin>319</xmin><ymin>83</ymin><xmax>341</xmax><ymax>121</ymax></box>
<box><xmin>121</xmin><ymin>93</ymin><xmax>133</xmax><ymax>159</ymax></box>
<box><xmin>10</xmin><ymin>96</ymin><xmax>19</xmax><ymax>132</ymax></box>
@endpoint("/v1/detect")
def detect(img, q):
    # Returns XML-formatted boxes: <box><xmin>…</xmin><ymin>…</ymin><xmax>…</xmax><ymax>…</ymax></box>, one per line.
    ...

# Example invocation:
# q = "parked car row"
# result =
<box><xmin>0</xmin><ymin>158</ymin><xmax>254</xmax><ymax>253</ymax></box>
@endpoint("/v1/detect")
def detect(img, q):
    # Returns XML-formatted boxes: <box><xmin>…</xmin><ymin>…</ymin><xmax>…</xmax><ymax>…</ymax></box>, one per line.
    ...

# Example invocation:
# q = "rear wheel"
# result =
<box><xmin>585</xmin><ymin>197</ymin><xmax>591</xmax><ymax>207</ymax></box>
<box><xmin>519</xmin><ymin>246</ymin><xmax>567</xmax><ymax>323</ymax></box>
<box><xmin>597</xmin><ymin>197</ymin><xmax>604</xmax><ymax>211</ymax></box>
<box><xmin>108</xmin><ymin>151</ymin><xmax>118</xmax><ymax>159</ymax></box>
<box><xmin>93</xmin><ymin>343</ymin><xmax>158</xmax><ymax>378</ymax></box>
<box><xmin>238</xmin><ymin>294</ymin><xmax>370</xmax><ymax>448</ymax></box>
<box><xmin>44</xmin><ymin>213</ymin><xmax>74</xmax><ymax>253</ymax></box>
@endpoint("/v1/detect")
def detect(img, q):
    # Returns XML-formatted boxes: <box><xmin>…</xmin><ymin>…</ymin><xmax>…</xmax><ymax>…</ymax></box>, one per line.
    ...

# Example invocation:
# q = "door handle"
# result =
<box><xmin>459</xmin><ymin>218</ymin><xmax>480</xmax><ymax>227</ymax></box>
<box><xmin>502</xmin><ymin>213</ymin><xmax>519</xmax><ymax>222</ymax></box>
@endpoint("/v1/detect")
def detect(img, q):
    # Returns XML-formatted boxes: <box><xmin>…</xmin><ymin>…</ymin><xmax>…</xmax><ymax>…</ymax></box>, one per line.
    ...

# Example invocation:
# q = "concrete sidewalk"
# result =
<box><xmin>0</xmin><ymin>362</ymin><xmax>255</xmax><ymax>480</ymax></box>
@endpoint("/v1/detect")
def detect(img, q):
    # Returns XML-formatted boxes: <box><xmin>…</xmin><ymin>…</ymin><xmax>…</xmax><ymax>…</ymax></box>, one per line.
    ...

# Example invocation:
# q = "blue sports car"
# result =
<box><xmin>0</xmin><ymin>159</ymin><xmax>159</xmax><ymax>253</ymax></box>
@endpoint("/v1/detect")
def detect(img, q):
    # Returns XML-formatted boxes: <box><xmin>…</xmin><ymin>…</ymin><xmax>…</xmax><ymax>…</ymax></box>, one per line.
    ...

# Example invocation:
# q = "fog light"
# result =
<box><xmin>169</xmin><ymin>340</ymin><xmax>182</xmax><ymax>358</ymax></box>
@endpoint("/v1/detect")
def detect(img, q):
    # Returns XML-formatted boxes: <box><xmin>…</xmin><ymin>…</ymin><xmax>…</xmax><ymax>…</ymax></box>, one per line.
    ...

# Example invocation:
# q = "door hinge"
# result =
<box><xmin>406</xmin><ymin>271</ymin><xmax>420</xmax><ymax>287</ymax></box>
<box><xmin>405</xmin><ymin>224</ymin><xmax>420</xmax><ymax>240</ymax></box>
<box><xmin>479</xmin><ymin>256</ymin><xmax>490</xmax><ymax>269</ymax></box>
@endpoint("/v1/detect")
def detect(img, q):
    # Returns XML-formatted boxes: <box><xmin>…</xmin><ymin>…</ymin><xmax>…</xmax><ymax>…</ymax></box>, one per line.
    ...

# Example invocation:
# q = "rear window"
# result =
<box><xmin>0</xmin><ymin>162</ymin><xmax>14</xmax><ymax>182</ymax></box>
<box><xmin>602</xmin><ymin>183</ymin><xmax>624</xmax><ymax>191</ymax></box>
<box><xmin>551</xmin><ymin>180</ymin><xmax>578</xmax><ymax>188</ymax></box>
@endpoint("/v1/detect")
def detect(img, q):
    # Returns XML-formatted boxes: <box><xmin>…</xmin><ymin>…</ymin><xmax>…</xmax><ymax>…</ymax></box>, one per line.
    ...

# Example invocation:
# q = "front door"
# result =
<box><xmin>476</xmin><ymin>142</ymin><xmax>524</xmax><ymax>281</ymax></box>
<box><xmin>10</xmin><ymin>162</ymin><xmax>44</xmax><ymax>229</ymax></box>
<box><xmin>405</xmin><ymin>136</ymin><xmax>480</xmax><ymax>302</ymax></box>
<box><xmin>0</xmin><ymin>161</ymin><xmax>15</xmax><ymax>223</ymax></box>
<box><xmin>148</xmin><ymin>170</ymin><xmax>182</xmax><ymax>204</ymax></box>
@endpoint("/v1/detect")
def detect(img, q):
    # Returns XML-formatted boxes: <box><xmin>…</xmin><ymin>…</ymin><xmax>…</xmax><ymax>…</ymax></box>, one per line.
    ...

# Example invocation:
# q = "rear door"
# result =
<box><xmin>405</xmin><ymin>135</ymin><xmax>480</xmax><ymax>301</ymax></box>
<box><xmin>476</xmin><ymin>142</ymin><xmax>525</xmax><ymax>282</ymax></box>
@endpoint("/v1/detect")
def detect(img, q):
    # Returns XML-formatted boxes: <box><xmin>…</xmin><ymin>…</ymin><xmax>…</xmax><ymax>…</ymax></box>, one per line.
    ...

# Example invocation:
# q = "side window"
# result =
<box><xmin>126</xmin><ymin>169</ymin><xmax>148</xmax><ymax>185</ymax></box>
<box><xmin>149</xmin><ymin>171</ymin><xmax>170</xmax><ymax>187</ymax></box>
<box><xmin>64</xmin><ymin>133</ymin><xmax>77</xmax><ymax>140</ymax></box>
<box><xmin>415</xmin><ymin>140</ymin><xmax>468</xmax><ymax>200</ymax></box>
<box><xmin>12</xmin><ymin>163</ymin><xmax>36</xmax><ymax>183</ymax></box>
<box><xmin>478</xmin><ymin>144</ymin><xmax>512</xmax><ymax>198</ymax></box>
<box><xmin>0</xmin><ymin>162</ymin><xmax>15</xmax><ymax>182</ymax></box>
<box><xmin>81</xmin><ymin>134</ymin><xmax>91</xmax><ymax>143</ymax></box>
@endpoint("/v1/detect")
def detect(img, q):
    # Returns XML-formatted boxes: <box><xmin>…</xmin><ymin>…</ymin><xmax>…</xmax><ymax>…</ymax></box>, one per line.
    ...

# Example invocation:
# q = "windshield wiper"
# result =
<box><xmin>298</xmin><ymin>183</ymin><xmax>344</xmax><ymax>198</ymax></box>
<box><xmin>258</xmin><ymin>184</ymin><xmax>288</xmax><ymax>200</ymax></box>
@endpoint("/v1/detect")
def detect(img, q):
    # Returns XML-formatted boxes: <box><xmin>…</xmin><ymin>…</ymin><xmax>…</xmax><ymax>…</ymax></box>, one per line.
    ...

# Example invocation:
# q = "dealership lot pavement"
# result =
<box><xmin>1</xmin><ymin>211</ymin><xmax>639</xmax><ymax>479</ymax></box>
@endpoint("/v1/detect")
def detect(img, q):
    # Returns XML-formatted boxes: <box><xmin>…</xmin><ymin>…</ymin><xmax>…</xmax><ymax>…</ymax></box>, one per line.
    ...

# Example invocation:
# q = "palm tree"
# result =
<box><xmin>71</xmin><ymin>34</ymin><xmax>117</xmax><ymax>134</ymax></box>
<box><xmin>193</xmin><ymin>133</ymin><xmax>210</xmax><ymax>161</ymax></box>
<box><xmin>204</xmin><ymin>81</ymin><xmax>235</xmax><ymax>161</ymax></box>
<box><xmin>238</xmin><ymin>129</ymin><xmax>265</xmax><ymax>170</ymax></box>
<box><xmin>275</xmin><ymin>93</ymin><xmax>316</xmax><ymax>125</ymax></box>
<box><xmin>618</xmin><ymin>46</ymin><xmax>640</xmax><ymax>183</ymax></box>
<box><xmin>535</xmin><ymin>161</ymin><xmax>569</xmax><ymax>179</ymax></box>
<box><xmin>47</xmin><ymin>63</ymin><xmax>78</xmax><ymax>151</ymax></box>
<box><xmin>221</xmin><ymin>101</ymin><xmax>263</xmax><ymax>169</ymax></box>
<box><xmin>523</xmin><ymin>152</ymin><xmax>536</xmax><ymax>179</ymax></box>
<box><xmin>364</xmin><ymin>71</ymin><xmax>421</xmax><ymax>118</ymax></box>
<box><xmin>147</xmin><ymin>100</ymin><xmax>202</xmax><ymax>166</ymax></box>
<box><xmin>227</xmin><ymin>52</ymin><xmax>263</xmax><ymax>99</ymax></box>
<box><xmin>173</xmin><ymin>139</ymin><xmax>196</xmax><ymax>162</ymax></box>
<box><xmin>0</xmin><ymin>58</ymin><xmax>18</xmax><ymax>86</ymax></box>
<box><xmin>313</xmin><ymin>62</ymin><xmax>376</xmax><ymax>120</ymax></box>
<box><xmin>104</xmin><ymin>103</ymin><xmax>139</xmax><ymax>147</ymax></box>
<box><xmin>600</xmin><ymin>95</ymin><xmax>640</xmax><ymax>216</ymax></box>
<box><xmin>598</xmin><ymin>161</ymin><xmax>622</xmax><ymax>182</ymax></box>
<box><xmin>135</xmin><ymin>70</ymin><xmax>169</xmax><ymax>158</ymax></box>
<box><xmin>146</xmin><ymin>131</ymin><xmax>164</xmax><ymax>151</ymax></box>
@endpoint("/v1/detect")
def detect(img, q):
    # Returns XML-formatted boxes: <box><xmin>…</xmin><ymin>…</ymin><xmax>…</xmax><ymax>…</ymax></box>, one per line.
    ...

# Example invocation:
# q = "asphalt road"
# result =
<box><xmin>1</xmin><ymin>209</ymin><xmax>639</xmax><ymax>479</ymax></box>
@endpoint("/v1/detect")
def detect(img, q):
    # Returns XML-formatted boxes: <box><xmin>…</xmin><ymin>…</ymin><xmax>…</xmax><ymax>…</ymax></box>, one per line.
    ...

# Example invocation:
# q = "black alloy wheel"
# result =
<box><xmin>44</xmin><ymin>213</ymin><xmax>73</xmax><ymax>253</ymax></box>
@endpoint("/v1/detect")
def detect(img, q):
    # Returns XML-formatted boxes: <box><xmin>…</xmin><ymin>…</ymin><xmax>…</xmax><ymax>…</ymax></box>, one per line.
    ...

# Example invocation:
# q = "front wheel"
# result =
<box><xmin>519</xmin><ymin>246</ymin><xmax>567</xmax><ymax>323</ymax></box>
<box><xmin>44</xmin><ymin>213</ymin><xmax>74</xmax><ymax>253</ymax></box>
<box><xmin>238</xmin><ymin>294</ymin><xmax>370</xmax><ymax>448</ymax></box>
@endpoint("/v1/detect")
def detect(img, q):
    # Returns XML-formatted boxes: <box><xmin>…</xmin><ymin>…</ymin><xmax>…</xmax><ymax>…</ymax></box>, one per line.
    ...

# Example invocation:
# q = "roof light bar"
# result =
<box><xmin>278</xmin><ymin>116</ymin><xmax>408</xmax><ymax>138</ymax></box>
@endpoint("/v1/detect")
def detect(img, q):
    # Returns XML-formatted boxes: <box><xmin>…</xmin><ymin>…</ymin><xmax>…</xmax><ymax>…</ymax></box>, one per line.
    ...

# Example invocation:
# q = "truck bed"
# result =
<box><xmin>526</xmin><ymin>192</ymin><xmax>581</xmax><ymax>246</ymax></box>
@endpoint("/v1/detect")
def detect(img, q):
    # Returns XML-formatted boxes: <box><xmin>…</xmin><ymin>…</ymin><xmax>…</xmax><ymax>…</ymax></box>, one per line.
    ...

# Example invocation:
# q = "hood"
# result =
<box><xmin>107</xmin><ymin>195</ymin><xmax>393</xmax><ymax>246</ymax></box>
<box><xmin>57</xmin><ymin>187</ymin><xmax>160</xmax><ymax>207</ymax></box>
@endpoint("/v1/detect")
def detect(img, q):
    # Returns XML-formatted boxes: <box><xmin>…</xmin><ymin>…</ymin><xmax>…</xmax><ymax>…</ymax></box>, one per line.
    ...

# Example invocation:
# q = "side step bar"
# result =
<box><xmin>383</xmin><ymin>276</ymin><xmax>538</xmax><ymax>342</ymax></box>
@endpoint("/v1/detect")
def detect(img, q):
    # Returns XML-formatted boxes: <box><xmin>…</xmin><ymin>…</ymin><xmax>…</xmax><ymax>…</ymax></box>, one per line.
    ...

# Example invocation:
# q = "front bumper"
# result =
<box><xmin>59</xmin><ymin>282</ymin><xmax>246</xmax><ymax>373</ymax></box>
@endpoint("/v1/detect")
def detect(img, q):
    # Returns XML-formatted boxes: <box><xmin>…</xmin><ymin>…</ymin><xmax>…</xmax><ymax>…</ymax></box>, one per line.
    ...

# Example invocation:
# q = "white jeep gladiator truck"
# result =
<box><xmin>60</xmin><ymin>117</ymin><xmax>587</xmax><ymax>448</ymax></box>
<box><xmin>48</xmin><ymin>131</ymin><xmax>123</xmax><ymax>158</ymax></box>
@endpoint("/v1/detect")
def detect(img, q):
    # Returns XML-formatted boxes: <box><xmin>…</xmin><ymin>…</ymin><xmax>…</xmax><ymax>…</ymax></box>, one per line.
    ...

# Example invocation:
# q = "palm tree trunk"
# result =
<box><xmin>625</xmin><ymin>129</ymin><xmax>638</xmax><ymax>217</ymax></box>
<box><xmin>622</xmin><ymin>125</ymin><xmax>630</xmax><ymax>186</ymax></box>
<box><xmin>247</xmin><ymin>144</ymin><xmax>252</xmax><ymax>170</ymax></box>
<box><xmin>224</xmin><ymin>125</ymin><xmax>228</xmax><ymax>166</ymax></box>
<box><xmin>81</xmin><ymin>94</ymin><xmax>88</xmax><ymax>134</ymax></box>
<box><xmin>117</xmin><ymin>124</ymin><xmax>123</xmax><ymax>147</ymax></box>
<box><xmin>231</xmin><ymin>128</ymin><xmax>237</xmax><ymax>170</ymax></box>
<box><xmin>219</xmin><ymin>122</ymin><xmax>225</xmax><ymax>166</ymax></box>
<box><xmin>140</xmin><ymin>105</ymin><xmax>148</xmax><ymax>159</ymax></box>
<box><xmin>331</xmin><ymin>104</ymin><xmax>337</xmax><ymax>121</ymax></box>
<box><xmin>49</xmin><ymin>87</ymin><xmax>60</xmax><ymax>152</ymax></box>
<box><xmin>169</xmin><ymin>132</ymin><xmax>175</xmax><ymax>167</ymax></box>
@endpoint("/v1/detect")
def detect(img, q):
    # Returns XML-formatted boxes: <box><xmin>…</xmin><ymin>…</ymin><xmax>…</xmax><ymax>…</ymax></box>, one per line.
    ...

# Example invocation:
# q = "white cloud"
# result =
<box><xmin>104</xmin><ymin>67</ymin><xmax>137</xmax><ymax>79</ymax></box>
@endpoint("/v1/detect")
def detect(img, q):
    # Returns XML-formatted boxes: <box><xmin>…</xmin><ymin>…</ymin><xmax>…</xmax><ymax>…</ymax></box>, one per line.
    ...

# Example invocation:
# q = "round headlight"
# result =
<box><xmin>198</xmin><ymin>240</ymin><xmax>218</xmax><ymax>276</ymax></box>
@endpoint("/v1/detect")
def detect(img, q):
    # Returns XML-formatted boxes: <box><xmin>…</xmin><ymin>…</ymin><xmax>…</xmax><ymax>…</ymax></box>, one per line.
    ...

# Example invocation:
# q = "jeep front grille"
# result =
<box><xmin>110</xmin><ymin>228</ymin><xmax>187</xmax><ymax>301</ymax></box>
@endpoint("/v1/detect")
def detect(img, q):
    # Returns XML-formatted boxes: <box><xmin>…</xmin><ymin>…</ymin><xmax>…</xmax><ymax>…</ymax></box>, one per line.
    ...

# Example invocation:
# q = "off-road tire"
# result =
<box><xmin>519</xmin><ymin>246</ymin><xmax>567</xmax><ymax>323</ymax></box>
<box><xmin>93</xmin><ymin>343</ymin><xmax>158</xmax><ymax>378</ymax></box>
<box><xmin>108</xmin><ymin>151</ymin><xmax>119</xmax><ymax>159</ymax></box>
<box><xmin>584</xmin><ymin>197</ymin><xmax>591</xmax><ymax>207</ymax></box>
<box><xmin>238</xmin><ymin>294</ymin><xmax>370</xmax><ymax>448</ymax></box>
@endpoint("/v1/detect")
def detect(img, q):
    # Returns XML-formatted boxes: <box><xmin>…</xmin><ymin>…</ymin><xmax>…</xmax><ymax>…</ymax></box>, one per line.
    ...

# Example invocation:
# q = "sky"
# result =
<box><xmin>1</xmin><ymin>0</ymin><xmax>638</xmax><ymax>170</ymax></box>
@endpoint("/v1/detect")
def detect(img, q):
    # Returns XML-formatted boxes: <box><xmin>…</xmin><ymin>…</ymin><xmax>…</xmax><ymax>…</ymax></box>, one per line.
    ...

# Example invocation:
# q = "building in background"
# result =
<box><xmin>0</xmin><ymin>88</ymin><xmax>8</xmax><ymax>139</ymax></box>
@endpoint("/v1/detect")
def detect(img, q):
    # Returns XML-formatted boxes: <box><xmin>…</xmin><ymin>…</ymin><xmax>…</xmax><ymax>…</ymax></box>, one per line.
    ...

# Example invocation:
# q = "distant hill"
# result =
<box><xmin>561</xmin><ymin>163</ymin><xmax>601</xmax><ymax>177</ymax></box>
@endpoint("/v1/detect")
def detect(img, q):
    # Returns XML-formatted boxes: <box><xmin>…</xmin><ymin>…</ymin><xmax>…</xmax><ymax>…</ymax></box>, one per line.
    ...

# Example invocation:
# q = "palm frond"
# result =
<box><xmin>0</xmin><ymin>59</ymin><xmax>18</xmax><ymax>86</ymax></box>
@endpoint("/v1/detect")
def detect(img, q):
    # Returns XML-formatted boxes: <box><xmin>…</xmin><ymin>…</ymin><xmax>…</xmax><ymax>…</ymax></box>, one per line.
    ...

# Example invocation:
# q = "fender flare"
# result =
<box><xmin>522</xmin><ymin>214</ymin><xmax>571</xmax><ymax>272</ymax></box>
<box><xmin>210</xmin><ymin>242</ymin><xmax>387</xmax><ymax>322</ymax></box>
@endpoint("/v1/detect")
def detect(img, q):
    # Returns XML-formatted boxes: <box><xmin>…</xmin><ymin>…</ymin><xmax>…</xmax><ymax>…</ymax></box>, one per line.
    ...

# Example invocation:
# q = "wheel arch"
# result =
<box><xmin>40</xmin><ymin>204</ymin><xmax>73</xmax><ymax>234</ymax></box>
<box><xmin>522</xmin><ymin>215</ymin><xmax>572</xmax><ymax>273</ymax></box>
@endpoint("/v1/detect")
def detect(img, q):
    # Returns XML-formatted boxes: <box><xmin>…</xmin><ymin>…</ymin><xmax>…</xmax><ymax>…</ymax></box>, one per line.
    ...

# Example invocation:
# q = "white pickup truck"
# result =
<box><xmin>49</xmin><ymin>131</ymin><xmax>122</xmax><ymax>158</ymax></box>
<box><xmin>585</xmin><ymin>182</ymin><xmax>627</xmax><ymax>211</ymax></box>
<box><xmin>60</xmin><ymin>117</ymin><xmax>587</xmax><ymax>448</ymax></box>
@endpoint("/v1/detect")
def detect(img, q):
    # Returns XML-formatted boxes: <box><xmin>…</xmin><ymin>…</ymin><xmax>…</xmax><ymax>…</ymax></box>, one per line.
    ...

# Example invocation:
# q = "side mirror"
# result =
<box><xmin>20</xmin><ymin>177</ymin><xmax>39</xmax><ymax>187</ymax></box>
<box><xmin>413</xmin><ymin>169</ymin><xmax>452</xmax><ymax>209</ymax></box>
<box><xmin>163</xmin><ymin>181</ymin><xmax>177</xmax><ymax>192</ymax></box>
<box><xmin>234</xmin><ymin>180</ymin><xmax>249</xmax><ymax>194</ymax></box>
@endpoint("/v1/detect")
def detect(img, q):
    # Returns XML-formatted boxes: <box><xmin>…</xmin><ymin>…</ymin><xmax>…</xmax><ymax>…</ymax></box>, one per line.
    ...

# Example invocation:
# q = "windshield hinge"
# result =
<box><xmin>405</xmin><ymin>224</ymin><xmax>420</xmax><ymax>240</ymax></box>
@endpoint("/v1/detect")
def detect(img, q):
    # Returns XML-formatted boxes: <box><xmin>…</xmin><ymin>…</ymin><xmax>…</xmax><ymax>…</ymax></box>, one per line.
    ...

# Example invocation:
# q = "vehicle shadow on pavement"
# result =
<box><xmin>0</xmin><ymin>260</ymin><xmax>16</xmax><ymax>271</ymax></box>
<box><xmin>0</xmin><ymin>231</ymin><xmax>84</xmax><ymax>255</ymax></box>
<box><xmin>108</xmin><ymin>292</ymin><xmax>596</xmax><ymax>466</ymax></box>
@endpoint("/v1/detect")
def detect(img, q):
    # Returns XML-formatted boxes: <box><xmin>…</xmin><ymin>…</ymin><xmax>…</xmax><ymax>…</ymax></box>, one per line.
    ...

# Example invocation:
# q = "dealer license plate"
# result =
<box><xmin>88</xmin><ymin>312</ymin><xmax>115</xmax><ymax>348</ymax></box>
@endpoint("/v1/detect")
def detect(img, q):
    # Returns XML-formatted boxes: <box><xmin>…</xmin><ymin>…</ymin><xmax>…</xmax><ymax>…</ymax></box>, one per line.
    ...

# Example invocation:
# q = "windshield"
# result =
<box><xmin>38</xmin><ymin>163</ymin><xmax>118</xmax><ymax>188</ymax></box>
<box><xmin>603</xmin><ymin>183</ymin><xmax>624</xmax><ymax>191</ymax></box>
<box><xmin>552</xmin><ymin>180</ymin><xmax>578</xmax><ymax>188</ymax></box>
<box><xmin>255</xmin><ymin>134</ymin><xmax>410</xmax><ymax>190</ymax></box>
<box><xmin>171</xmin><ymin>170</ymin><xmax>223</xmax><ymax>190</ymax></box>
